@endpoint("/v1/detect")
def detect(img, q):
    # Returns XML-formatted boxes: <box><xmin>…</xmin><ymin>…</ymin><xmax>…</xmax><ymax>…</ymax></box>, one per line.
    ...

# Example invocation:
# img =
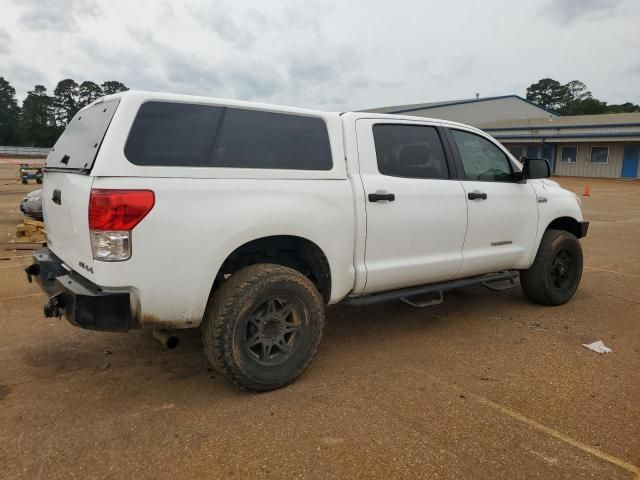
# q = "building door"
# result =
<box><xmin>509</xmin><ymin>145</ymin><xmax>524</xmax><ymax>159</ymax></box>
<box><xmin>526</xmin><ymin>145</ymin><xmax>539</xmax><ymax>158</ymax></box>
<box><xmin>621</xmin><ymin>145</ymin><xmax>639</xmax><ymax>178</ymax></box>
<box><xmin>541</xmin><ymin>144</ymin><xmax>555</xmax><ymax>172</ymax></box>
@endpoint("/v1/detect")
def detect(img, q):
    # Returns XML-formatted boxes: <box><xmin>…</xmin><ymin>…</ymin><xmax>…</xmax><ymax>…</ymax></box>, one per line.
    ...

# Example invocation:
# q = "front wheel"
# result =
<box><xmin>202</xmin><ymin>264</ymin><xmax>325</xmax><ymax>391</ymax></box>
<box><xmin>520</xmin><ymin>229</ymin><xmax>583</xmax><ymax>306</ymax></box>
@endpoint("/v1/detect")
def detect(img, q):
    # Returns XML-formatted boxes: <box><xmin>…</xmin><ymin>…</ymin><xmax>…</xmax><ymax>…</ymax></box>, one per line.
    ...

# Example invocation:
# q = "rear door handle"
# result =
<box><xmin>467</xmin><ymin>191</ymin><xmax>487</xmax><ymax>200</ymax></box>
<box><xmin>368</xmin><ymin>192</ymin><xmax>395</xmax><ymax>202</ymax></box>
<box><xmin>52</xmin><ymin>189</ymin><xmax>62</xmax><ymax>205</ymax></box>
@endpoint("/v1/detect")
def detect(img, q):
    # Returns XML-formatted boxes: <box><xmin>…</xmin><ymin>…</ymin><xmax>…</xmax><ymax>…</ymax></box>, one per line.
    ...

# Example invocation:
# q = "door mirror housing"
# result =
<box><xmin>522</xmin><ymin>158</ymin><xmax>551</xmax><ymax>179</ymax></box>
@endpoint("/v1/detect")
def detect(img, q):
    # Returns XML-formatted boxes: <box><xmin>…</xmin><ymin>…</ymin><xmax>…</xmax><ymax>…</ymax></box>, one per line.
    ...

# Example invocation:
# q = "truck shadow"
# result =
<box><xmin>19</xmin><ymin>285</ymin><xmax>526</xmax><ymax>402</ymax></box>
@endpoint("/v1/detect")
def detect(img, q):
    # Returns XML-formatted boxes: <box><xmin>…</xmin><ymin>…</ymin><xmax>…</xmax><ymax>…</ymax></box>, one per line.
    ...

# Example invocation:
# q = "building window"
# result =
<box><xmin>591</xmin><ymin>146</ymin><xmax>609</xmax><ymax>164</ymax></box>
<box><xmin>561</xmin><ymin>146</ymin><xmax>577</xmax><ymax>163</ymax></box>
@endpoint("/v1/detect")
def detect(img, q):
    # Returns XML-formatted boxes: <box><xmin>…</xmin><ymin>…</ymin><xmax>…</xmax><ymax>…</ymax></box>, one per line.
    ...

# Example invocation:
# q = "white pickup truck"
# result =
<box><xmin>27</xmin><ymin>91</ymin><xmax>588</xmax><ymax>391</ymax></box>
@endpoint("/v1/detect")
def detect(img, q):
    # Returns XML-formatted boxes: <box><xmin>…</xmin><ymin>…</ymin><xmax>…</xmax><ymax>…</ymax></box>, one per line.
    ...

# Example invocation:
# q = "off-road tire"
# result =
<box><xmin>202</xmin><ymin>264</ymin><xmax>325</xmax><ymax>391</ymax></box>
<box><xmin>520</xmin><ymin>229</ymin><xmax>583</xmax><ymax>306</ymax></box>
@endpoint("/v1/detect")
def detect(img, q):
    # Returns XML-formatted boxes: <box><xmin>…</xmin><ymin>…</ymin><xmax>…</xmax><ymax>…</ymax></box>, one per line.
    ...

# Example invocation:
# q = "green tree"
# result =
<box><xmin>101</xmin><ymin>80</ymin><xmax>129</xmax><ymax>95</ymax></box>
<box><xmin>564</xmin><ymin>80</ymin><xmax>591</xmax><ymax>102</ymax></box>
<box><xmin>559</xmin><ymin>80</ymin><xmax>593</xmax><ymax>115</ymax></box>
<box><xmin>78</xmin><ymin>81</ymin><xmax>104</xmax><ymax>108</ymax></box>
<box><xmin>53</xmin><ymin>78</ymin><xmax>80</xmax><ymax>125</ymax></box>
<box><xmin>526</xmin><ymin>78</ymin><xmax>567</xmax><ymax>111</ymax></box>
<box><xmin>19</xmin><ymin>85</ymin><xmax>60</xmax><ymax>147</ymax></box>
<box><xmin>568</xmin><ymin>97</ymin><xmax>608</xmax><ymax>115</ymax></box>
<box><xmin>0</xmin><ymin>76</ymin><xmax>20</xmax><ymax>145</ymax></box>
<box><xmin>527</xmin><ymin>77</ymin><xmax>640</xmax><ymax>115</ymax></box>
<box><xmin>606</xmin><ymin>102</ymin><xmax>640</xmax><ymax>113</ymax></box>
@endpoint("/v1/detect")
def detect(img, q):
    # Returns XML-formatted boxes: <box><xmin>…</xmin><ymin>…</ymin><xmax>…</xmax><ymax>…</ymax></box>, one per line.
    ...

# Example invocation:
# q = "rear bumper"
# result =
<box><xmin>578</xmin><ymin>221</ymin><xmax>589</xmax><ymax>238</ymax></box>
<box><xmin>26</xmin><ymin>248</ymin><xmax>134</xmax><ymax>332</ymax></box>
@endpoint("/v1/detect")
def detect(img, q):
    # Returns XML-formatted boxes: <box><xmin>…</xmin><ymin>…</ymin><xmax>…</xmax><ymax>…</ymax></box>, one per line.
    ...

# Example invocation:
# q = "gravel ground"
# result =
<box><xmin>0</xmin><ymin>163</ymin><xmax>638</xmax><ymax>479</ymax></box>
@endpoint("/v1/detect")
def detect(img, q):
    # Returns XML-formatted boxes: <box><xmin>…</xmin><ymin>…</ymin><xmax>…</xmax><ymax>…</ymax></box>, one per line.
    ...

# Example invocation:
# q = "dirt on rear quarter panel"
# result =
<box><xmin>140</xmin><ymin>312</ymin><xmax>198</xmax><ymax>330</ymax></box>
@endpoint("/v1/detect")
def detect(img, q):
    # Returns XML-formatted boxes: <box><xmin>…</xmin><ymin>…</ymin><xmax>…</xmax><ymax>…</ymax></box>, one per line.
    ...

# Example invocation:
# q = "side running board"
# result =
<box><xmin>400</xmin><ymin>290</ymin><xmax>444</xmax><ymax>308</ymax></box>
<box><xmin>345</xmin><ymin>271</ymin><xmax>519</xmax><ymax>308</ymax></box>
<box><xmin>481</xmin><ymin>276</ymin><xmax>517</xmax><ymax>291</ymax></box>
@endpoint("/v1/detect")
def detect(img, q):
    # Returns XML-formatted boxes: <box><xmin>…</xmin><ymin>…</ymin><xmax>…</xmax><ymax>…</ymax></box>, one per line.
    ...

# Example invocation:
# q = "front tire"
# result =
<box><xmin>520</xmin><ymin>229</ymin><xmax>583</xmax><ymax>306</ymax></box>
<box><xmin>202</xmin><ymin>264</ymin><xmax>325</xmax><ymax>391</ymax></box>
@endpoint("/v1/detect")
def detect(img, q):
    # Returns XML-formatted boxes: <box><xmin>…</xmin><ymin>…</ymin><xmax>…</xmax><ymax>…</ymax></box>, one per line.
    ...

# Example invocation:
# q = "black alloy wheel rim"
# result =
<box><xmin>551</xmin><ymin>249</ymin><xmax>574</xmax><ymax>290</ymax></box>
<box><xmin>243</xmin><ymin>296</ymin><xmax>302</xmax><ymax>366</ymax></box>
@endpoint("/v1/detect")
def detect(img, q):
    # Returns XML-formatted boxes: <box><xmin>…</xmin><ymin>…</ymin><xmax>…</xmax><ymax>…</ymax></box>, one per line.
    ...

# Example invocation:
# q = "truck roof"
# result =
<box><xmin>91</xmin><ymin>90</ymin><xmax>486</xmax><ymax>136</ymax></box>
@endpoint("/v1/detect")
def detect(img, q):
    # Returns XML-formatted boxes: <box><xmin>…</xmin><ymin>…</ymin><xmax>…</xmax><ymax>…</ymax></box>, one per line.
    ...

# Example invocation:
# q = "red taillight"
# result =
<box><xmin>89</xmin><ymin>189</ymin><xmax>155</xmax><ymax>230</ymax></box>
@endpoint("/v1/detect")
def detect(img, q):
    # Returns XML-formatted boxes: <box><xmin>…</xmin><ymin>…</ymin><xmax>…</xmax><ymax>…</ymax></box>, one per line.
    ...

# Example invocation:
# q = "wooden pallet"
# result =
<box><xmin>5</xmin><ymin>218</ymin><xmax>46</xmax><ymax>250</ymax></box>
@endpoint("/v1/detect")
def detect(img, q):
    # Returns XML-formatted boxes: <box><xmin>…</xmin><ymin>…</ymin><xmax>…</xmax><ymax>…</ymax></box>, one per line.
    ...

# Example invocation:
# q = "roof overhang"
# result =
<box><xmin>491</xmin><ymin>133</ymin><xmax>640</xmax><ymax>143</ymax></box>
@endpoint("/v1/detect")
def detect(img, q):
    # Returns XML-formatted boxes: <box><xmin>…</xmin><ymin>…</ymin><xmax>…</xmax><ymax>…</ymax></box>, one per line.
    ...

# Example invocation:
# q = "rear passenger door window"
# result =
<box><xmin>372</xmin><ymin>124</ymin><xmax>449</xmax><ymax>179</ymax></box>
<box><xmin>450</xmin><ymin>129</ymin><xmax>514</xmax><ymax>182</ymax></box>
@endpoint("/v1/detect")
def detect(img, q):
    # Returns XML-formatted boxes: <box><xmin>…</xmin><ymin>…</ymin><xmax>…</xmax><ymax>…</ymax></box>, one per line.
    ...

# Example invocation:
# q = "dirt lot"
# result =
<box><xmin>0</xmin><ymin>162</ymin><xmax>638</xmax><ymax>479</ymax></box>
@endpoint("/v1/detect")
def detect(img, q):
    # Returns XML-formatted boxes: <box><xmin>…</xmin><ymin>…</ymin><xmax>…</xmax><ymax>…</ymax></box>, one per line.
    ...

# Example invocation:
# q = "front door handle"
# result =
<box><xmin>52</xmin><ymin>189</ymin><xmax>62</xmax><ymax>205</ymax></box>
<box><xmin>368</xmin><ymin>192</ymin><xmax>395</xmax><ymax>202</ymax></box>
<box><xmin>467</xmin><ymin>191</ymin><xmax>487</xmax><ymax>200</ymax></box>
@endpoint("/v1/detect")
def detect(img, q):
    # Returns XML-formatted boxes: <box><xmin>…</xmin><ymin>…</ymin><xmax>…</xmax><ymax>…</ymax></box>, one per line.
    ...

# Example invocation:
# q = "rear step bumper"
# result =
<box><xmin>26</xmin><ymin>248</ymin><xmax>133</xmax><ymax>332</ymax></box>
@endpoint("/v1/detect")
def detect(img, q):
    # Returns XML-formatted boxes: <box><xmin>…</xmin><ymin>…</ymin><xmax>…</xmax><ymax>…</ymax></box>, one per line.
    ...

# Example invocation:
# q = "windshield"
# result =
<box><xmin>45</xmin><ymin>99</ymin><xmax>120</xmax><ymax>170</ymax></box>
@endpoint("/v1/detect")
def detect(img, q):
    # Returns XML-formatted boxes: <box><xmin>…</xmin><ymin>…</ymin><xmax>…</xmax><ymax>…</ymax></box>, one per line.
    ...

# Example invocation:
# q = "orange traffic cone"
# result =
<box><xmin>582</xmin><ymin>184</ymin><xmax>591</xmax><ymax>197</ymax></box>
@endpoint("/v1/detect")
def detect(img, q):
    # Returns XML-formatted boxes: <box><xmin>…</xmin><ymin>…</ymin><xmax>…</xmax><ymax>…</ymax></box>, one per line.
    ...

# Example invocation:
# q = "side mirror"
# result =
<box><xmin>522</xmin><ymin>158</ymin><xmax>550</xmax><ymax>179</ymax></box>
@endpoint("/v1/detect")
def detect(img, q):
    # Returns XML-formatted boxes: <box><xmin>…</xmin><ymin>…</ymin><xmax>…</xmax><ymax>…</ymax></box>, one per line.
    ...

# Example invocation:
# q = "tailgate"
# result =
<box><xmin>43</xmin><ymin>172</ymin><xmax>95</xmax><ymax>280</ymax></box>
<box><xmin>42</xmin><ymin>98</ymin><xmax>120</xmax><ymax>281</ymax></box>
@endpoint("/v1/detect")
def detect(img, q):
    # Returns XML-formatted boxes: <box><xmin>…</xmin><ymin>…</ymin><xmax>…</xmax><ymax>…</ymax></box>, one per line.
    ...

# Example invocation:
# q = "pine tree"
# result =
<box><xmin>0</xmin><ymin>76</ymin><xmax>20</xmax><ymax>145</ymax></box>
<box><xmin>53</xmin><ymin>79</ymin><xmax>80</xmax><ymax>126</ymax></box>
<box><xmin>19</xmin><ymin>85</ymin><xmax>60</xmax><ymax>147</ymax></box>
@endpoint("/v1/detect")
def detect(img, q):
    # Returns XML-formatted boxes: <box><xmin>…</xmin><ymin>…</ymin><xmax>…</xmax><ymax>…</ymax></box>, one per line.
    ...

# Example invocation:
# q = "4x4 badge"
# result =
<box><xmin>79</xmin><ymin>261</ymin><xmax>93</xmax><ymax>274</ymax></box>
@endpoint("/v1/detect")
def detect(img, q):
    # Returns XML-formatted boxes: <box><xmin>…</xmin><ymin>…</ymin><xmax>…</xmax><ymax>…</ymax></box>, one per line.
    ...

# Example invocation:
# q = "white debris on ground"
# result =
<box><xmin>582</xmin><ymin>340</ymin><xmax>613</xmax><ymax>354</ymax></box>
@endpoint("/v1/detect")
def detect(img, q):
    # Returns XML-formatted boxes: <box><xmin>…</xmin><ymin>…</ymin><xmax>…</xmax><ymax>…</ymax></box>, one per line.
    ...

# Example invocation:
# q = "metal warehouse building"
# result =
<box><xmin>366</xmin><ymin>96</ymin><xmax>640</xmax><ymax>179</ymax></box>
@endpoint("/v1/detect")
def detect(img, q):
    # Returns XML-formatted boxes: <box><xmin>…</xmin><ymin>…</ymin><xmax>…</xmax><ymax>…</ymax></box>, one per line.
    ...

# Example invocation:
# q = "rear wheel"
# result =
<box><xmin>202</xmin><ymin>264</ymin><xmax>325</xmax><ymax>391</ymax></box>
<box><xmin>520</xmin><ymin>229</ymin><xmax>583</xmax><ymax>305</ymax></box>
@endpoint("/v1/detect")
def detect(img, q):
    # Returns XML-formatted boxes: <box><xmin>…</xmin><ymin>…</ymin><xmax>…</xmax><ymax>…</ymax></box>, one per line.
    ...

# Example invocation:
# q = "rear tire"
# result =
<box><xmin>520</xmin><ymin>229</ymin><xmax>583</xmax><ymax>306</ymax></box>
<box><xmin>202</xmin><ymin>264</ymin><xmax>325</xmax><ymax>391</ymax></box>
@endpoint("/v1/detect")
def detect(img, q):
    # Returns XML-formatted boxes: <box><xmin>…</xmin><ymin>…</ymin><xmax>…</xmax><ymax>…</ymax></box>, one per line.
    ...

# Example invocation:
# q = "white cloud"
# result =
<box><xmin>0</xmin><ymin>27</ymin><xmax>10</xmax><ymax>54</ymax></box>
<box><xmin>543</xmin><ymin>0</ymin><xmax>624</xmax><ymax>23</ymax></box>
<box><xmin>2</xmin><ymin>0</ymin><xmax>639</xmax><ymax>109</ymax></box>
<box><xmin>187</xmin><ymin>4</ymin><xmax>257</xmax><ymax>49</ymax></box>
<box><xmin>15</xmin><ymin>0</ymin><xmax>100</xmax><ymax>32</ymax></box>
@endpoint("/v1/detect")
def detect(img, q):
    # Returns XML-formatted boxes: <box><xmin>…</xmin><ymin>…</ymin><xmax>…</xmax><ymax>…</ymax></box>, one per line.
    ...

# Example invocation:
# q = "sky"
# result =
<box><xmin>1</xmin><ymin>0</ymin><xmax>639</xmax><ymax>111</ymax></box>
